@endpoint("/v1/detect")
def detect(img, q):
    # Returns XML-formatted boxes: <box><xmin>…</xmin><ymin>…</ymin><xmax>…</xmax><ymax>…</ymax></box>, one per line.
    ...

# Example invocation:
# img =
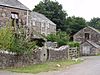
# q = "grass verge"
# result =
<box><xmin>7</xmin><ymin>59</ymin><xmax>82</xmax><ymax>74</ymax></box>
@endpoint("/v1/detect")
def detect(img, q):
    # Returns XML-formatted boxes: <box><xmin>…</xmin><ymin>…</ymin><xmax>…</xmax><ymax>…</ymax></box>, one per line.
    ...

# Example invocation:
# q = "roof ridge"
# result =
<box><xmin>87</xmin><ymin>26</ymin><xmax>100</xmax><ymax>34</ymax></box>
<box><xmin>0</xmin><ymin>0</ymin><xmax>30</xmax><ymax>10</ymax></box>
<box><xmin>31</xmin><ymin>11</ymin><xmax>56</xmax><ymax>25</ymax></box>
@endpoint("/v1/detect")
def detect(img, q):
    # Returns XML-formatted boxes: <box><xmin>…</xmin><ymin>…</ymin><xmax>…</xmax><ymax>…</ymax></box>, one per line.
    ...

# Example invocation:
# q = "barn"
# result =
<box><xmin>73</xmin><ymin>26</ymin><xmax>100</xmax><ymax>56</ymax></box>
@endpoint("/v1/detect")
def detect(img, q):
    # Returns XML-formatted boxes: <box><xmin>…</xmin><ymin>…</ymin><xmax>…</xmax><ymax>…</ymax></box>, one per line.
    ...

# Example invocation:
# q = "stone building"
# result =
<box><xmin>0</xmin><ymin>0</ymin><xmax>31</xmax><ymax>27</ymax></box>
<box><xmin>0</xmin><ymin>0</ymin><xmax>56</xmax><ymax>44</ymax></box>
<box><xmin>73</xmin><ymin>26</ymin><xmax>100</xmax><ymax>55</ymax></box>
<box><xmin>31</xmin><ymin>12</ymin><xmax>56</xmax><ymax>37</ymax></box>
<box><xmin>30</xmin><ymin>12</ymin><xmax>56</xmax><ymax>46</ymax></box>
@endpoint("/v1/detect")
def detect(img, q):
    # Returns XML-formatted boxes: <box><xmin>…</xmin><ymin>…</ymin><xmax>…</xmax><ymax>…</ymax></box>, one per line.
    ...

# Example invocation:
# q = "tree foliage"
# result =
<box><xmin>66</xmin><ymin>16</ymin><xmax>87</xmax><ymax>35</ymax></box>
<box><xmin>88</xmin><ymin>17</ymin><xmax>100</xmax><ymax>30</ymax></box>
<box><xmin>47</xmin><ymin>31</ymin><xmax>70</xmax><ymax>46</ymax></box>
<box><xmin>33</xmin><ymin>0</ymin><xmax>67</xmax><ymax>31</ymax></box>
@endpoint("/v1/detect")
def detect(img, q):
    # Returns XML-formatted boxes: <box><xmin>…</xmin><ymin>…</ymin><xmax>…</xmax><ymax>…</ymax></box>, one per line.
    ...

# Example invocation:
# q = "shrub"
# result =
<box><xmin>0</xmin><ymin>26</ymin><xmax>13</xmax><ymax>50</ymax></box>
<box><xmin>46</xmin><ymin>34</ymin><xmax>57</xmax><ymax>42</ymax></box>
<box><xmin>0</xmin><ymin>24</ymin><xmax>36</xmax><ymax>55</ymax></box>
<box><xmin>9</xmin><ymin>34</ymin><xmax>36</xmax><ymax>55</ymax></box>
<box><xmin>47</xmin><ymin>31</ymin><xmax>70</xmax><ymax>46</ymax></box>
<box><xmin>67</xmin><ymin>42</ymin><xmax>80</xmax><ymax>47</ymax></box>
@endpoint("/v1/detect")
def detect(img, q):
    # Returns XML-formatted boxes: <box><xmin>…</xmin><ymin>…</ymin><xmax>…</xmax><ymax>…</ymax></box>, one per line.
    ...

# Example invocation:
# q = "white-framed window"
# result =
<box><xmin>11</xmin><ymin>14</ymin><xmax>15</xmax><ymax>18</ymax></box>
<box><xmin>15</xmin><ymin>14</ymin><xmax>18</xmax><ymax>19</ymax></box>
<box><xmin>41</xmin><ymin>23</ymin><xmax>45</xmax><ymax>27</ymax></box>
<box><xmin>47</xmin><ymin>23</ymin><xmax>50</xmax><ymax>28</ymax></box>
<box><xmin>11</xmin><ymin>12</ymin><xmax>19</xmax><ymax>27</ymax></box>
<box><xmin>11</xmin><ymin>13</ymin><xmax>18</xmax><ymax>19</ymax></box>
<box><xmin>33</xmin><ymin>21</ymin><xmax>35</xmax><ymax>26</ymax></box>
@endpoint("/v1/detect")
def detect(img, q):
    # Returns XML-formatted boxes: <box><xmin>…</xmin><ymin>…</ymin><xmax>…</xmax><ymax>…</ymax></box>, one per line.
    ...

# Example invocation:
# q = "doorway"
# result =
<box><xmin>82</xmin><ymin>46</ymin><xmax>90</xmax><ymax>55</ymax></box>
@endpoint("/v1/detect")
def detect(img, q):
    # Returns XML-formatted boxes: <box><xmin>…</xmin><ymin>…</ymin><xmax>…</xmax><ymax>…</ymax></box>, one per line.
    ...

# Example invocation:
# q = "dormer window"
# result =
<box><xmin>85</xmin><ymin>33</ymin><xmax>90</xmax><ymax>40</ymax></box>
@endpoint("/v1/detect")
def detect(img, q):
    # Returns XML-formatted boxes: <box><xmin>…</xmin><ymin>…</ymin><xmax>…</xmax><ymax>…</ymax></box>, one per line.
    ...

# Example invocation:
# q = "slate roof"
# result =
<box><xmin>88</xmin><ymin>26</ymin><xmax>100</xmax><ymax>34</ymax></box>
<box><xmin>31</xmin><ymin>12</ymin><xmax>56</xmax><ymax>25</ymax></box>
<box><xmin>0</xmin><ymin>0</ymin><xmax>29</xmax><ymax>10</ymax></box>
<box><xmin>74</xmin><ymin>26</ymin><xmax>100</xmax><ymax>36</ymax></box>
<box><xmin>87</xmin><ymin>40</ymin><xmax>100</xmax><ymax>48</ymax></box>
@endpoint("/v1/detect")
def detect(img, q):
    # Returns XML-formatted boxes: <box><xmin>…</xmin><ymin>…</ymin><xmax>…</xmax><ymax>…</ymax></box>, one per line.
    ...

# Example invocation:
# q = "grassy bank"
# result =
<box><xmin>8</xmin><ymin>59</ymin><xmax>82</xmax><ymax>74</ymax></box>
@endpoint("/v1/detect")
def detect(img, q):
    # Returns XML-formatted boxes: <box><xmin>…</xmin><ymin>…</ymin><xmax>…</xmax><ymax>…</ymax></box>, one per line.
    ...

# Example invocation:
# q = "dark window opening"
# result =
<box><xmin>44</xmin><ymin>54</ymin><xmax>46</xmax><ymax>56</ymax></box>
<box><xmin>47</xmin><ymin>49</ymin><xmax>49</xmax><ymax>60</ymax></box>
<box><xmin>11</xmin><ymin>12</ymin><xmax>19</xmax><ymax>27</ymax></box>
<box><xmin>12</xmin><ymin>19</ymin><xmax>14</xmax><ymax>27</ymax></box>
<box><xmin>85</xmin><ymin>33</ymin><xmax>90</xmax><ymax>40</ymax></box>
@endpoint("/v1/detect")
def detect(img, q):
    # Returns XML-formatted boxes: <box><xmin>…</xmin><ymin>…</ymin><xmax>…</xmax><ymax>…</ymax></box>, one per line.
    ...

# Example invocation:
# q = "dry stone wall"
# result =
<box><xmin>47</xmin><ymin>46</ymin><xmax>69</xmax><ymax>61</ymax></box>
<box><xmin>0</xmin><ymin>50</ymin><xmax>41</xmax><ymax>68</ymax></box>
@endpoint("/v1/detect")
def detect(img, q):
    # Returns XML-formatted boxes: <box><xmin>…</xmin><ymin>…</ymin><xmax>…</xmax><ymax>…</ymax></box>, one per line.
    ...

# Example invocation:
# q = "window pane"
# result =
<box><xmin>47</xmin><ymin>24</ymin><xmax>50</xmax><ymax>28</ymax></box>
<box><xmin>41</xmin><ymin>23</ymin><xmax>45</xmax><ymax>27</ymax></box>
<box><xmin>15</xmin><ymin>14</ymin><xmax>18</xmax><ymax>19</ymax></box>
<box><xmin>33</xmin><ymin>21</ymin><xmax>35</xmax><ymax>26</ymax></box>
<box><xmin>11</xmin><ymin>14</ymin><xmax>15</xmax><ymax>19</ymax></box>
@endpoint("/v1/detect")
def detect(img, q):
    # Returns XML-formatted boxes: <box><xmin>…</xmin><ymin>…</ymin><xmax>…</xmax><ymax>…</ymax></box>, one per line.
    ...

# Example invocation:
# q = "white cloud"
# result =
<box><xmin>18</xmin><ymin>0</ymin><xmax>100</xmax><ymax>21</ymax></box>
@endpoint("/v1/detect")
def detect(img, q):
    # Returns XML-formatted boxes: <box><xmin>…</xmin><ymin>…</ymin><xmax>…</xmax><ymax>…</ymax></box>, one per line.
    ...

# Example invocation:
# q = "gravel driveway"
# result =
<box><xmin>0</xmin><ymin>56</ymin><xmax>100</xmax><ymax>75</ymax></box>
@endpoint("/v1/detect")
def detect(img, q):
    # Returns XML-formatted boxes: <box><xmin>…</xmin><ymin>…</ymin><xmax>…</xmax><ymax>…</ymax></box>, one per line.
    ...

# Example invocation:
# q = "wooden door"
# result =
<box><xmin>82</xmin><ymin>46</ymin><xmax>90</xmax><ymax>55</ymax></box>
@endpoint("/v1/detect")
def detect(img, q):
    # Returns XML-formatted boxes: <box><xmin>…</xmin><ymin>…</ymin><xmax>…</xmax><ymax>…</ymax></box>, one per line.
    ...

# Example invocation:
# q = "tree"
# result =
<box><xmin>33</xmin><ymin>0</ymin><xmax>67</xmax><ymax>31</ymax></box>
<box><xmin>88</xmin><ymin>17</ymin><xmax>100</xmax><ymax>30</ymax></box>
<box><xmin>66</xmin><ymin>16</ymin><xmax>87</xmax><ymax>35</ymax></box>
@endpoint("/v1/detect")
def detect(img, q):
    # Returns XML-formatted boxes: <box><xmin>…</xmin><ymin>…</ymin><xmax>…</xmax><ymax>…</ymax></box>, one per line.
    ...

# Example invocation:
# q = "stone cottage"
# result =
<box><xmin>73</xmin><ymin>26</ymin><xmax>100</xmax><ymax>55</ymax></box>
<box><xmin>31</xmin><ymin>12</ymin><xmax>56</xmax><ymax>37</ymax></box>
<box><xmin>0</xmin><ymin>0</ymin><xmax>31</xmax><ymax>27</ymax></box>
<box><xmin>0</xmin><ymin>0</ymin><xmax>56</xmax><ymax>43</ymax></box>
<box><xmin>30</xmin><ymin>12</ymin><xmax>56</xmax><ymax>46</ymax></box>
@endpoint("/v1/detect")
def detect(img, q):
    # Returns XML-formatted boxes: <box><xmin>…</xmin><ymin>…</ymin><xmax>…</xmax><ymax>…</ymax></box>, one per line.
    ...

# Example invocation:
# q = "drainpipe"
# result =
<box><xmin>26</xmin><ymin>10</ymin><xmax>29</xmax><ymax>26</ymax></box>
<box><xmin>26</xmin><ymin>10</ymin><xmax>32</xmax><ymax>40</ymax></box>
<box><xmin>26</xmin><ymin>10</ymin><xmax>29</xmax><ymax>40</ymax></box>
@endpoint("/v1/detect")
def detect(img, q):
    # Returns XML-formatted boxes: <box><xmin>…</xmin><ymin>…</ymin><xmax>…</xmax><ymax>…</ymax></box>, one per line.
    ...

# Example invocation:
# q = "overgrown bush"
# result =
<box><xmin>46</xmin><ymin>34</ymin><xmax>57</xmax><ymax>42</ymax></box>
<box><xmin>0</xmin><ymin>24</ymin><xmax>36</xmax><ymax>55</ymax></box>
<box><xmin>9</xmin><ymin>33</ymin><xmax>36</xmax><ymax>55</ymax></box>
<box><xmin>0</xmin><ymin>26</ymin><xmax>13</xmax><ymax>50</ymax></box>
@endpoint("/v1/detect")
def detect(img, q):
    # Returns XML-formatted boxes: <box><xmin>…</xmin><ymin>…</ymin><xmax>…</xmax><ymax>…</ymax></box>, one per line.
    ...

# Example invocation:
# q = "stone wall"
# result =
<box><xmin>0</xmin><ymin>50</ymin><xmax>41</xmax><ymax>68</ymax></box>
<box><xmin>47</xmin><ymin>47</ymin><xmax>69</xmax><ymax>61</ymax></box>
<box><xmin>46</xmin><ymin>42</ymin><xmax>57</xmax><ymax>48</ymax></box>
<box><xmin>0</xmin><ymin>46</ymin><xmax>80</xmax><ymax>68</ymax></box>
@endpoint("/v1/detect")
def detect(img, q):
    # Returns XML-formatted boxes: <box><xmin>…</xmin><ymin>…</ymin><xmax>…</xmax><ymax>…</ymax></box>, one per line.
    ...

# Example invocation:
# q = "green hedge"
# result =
<box><xmin>67</xmin><ymin>42</ymin><xmax>80</xmax><ymax>47</ymax></box>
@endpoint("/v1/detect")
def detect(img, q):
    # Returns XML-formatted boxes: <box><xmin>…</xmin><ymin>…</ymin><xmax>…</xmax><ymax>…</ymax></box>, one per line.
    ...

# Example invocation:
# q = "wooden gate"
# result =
<box><xmin>68</xmin><ymin>47</ymin><xmax>79</xmax><ymax>59</ymax></box>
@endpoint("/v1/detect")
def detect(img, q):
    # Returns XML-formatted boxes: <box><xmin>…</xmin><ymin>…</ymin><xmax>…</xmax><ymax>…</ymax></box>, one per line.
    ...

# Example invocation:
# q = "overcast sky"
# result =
<box><xmin>18</xmin><ymin>0</ymin><xmax>100</xmax><ymax>21</ymax></box>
